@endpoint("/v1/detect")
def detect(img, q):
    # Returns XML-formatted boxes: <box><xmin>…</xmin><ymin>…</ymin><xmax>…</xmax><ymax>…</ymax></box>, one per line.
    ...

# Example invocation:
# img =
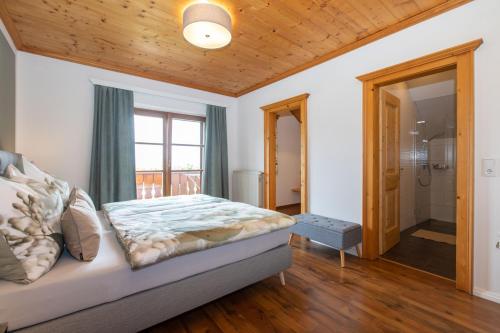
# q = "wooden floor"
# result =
<box><xmin>382</xmin><ymin>219</ymin><xmax>456</xmax><ymax>279</ymax></box>
<box><xmin>276</xmin><ymin>203</ymin><xmax>301</xmax><ymax>216</ymax></box>
<box><xmin>143</xmin><ymin>238</ymin><xmax>500</xmax><ymax>333</ymax></box>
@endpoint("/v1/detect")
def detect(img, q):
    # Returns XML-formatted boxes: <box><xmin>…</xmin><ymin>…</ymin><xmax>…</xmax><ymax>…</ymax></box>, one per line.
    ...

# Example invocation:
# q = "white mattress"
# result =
<box><xmin>0</xmin><ymin>212</ymin><xmax>290</xmax><ymax>331</ymax></box>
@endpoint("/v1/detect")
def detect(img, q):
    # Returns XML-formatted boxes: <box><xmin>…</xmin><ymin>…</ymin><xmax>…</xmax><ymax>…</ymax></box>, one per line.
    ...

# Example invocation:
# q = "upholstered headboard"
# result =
<box><xmin>0</xmin><ymin>150</ymin><xmax>23</xmax><ymax>176</ymax></box>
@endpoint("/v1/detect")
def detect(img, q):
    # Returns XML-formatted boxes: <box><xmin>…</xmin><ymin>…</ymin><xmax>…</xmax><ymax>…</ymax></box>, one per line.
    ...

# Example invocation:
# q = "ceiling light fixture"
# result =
<box><xmin>183</xmin><ymin>2</ymin><xmax>232</xmax><ymax>49</ymax></box>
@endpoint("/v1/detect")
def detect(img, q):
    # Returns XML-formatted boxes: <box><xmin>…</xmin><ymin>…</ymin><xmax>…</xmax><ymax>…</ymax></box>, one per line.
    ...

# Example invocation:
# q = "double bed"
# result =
<box><xmin>0</xmin><ymin>151</ymin><xmax>294</xmax><ymax>332</ymax></box>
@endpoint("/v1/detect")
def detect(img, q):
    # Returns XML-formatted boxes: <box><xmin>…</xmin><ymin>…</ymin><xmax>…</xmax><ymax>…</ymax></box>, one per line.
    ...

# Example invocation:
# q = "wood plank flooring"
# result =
<box><xmin>276</xmin><ymin>203</ymin><xmax>301</xmax><ymax>216</ymax></box>
<box><xmin>144</xmin><ymin>238</ymin><xmax>500</xmax><ymax>333</ymax></box>
<box><xmin>382</xmin><ymin>219</ymin><xmax>456</xmax><ymax>279</ymax></box>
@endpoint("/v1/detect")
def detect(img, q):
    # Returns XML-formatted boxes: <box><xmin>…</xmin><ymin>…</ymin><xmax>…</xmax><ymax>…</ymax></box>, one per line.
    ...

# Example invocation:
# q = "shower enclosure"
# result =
<box><xmin>414</xmin><ymin>103</ymin><xmax>456</xmax><ymax>224</ymax></box>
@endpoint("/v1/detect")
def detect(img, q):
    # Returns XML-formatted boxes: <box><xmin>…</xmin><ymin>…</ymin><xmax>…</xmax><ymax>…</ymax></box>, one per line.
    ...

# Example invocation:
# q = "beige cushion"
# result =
<box><xmin>69</xmin><ymin>187</ymin><xmax>96</xmax><ymax>211</ymax></box>
<box><xmin>61</xmin><ymin>192</ymin><xmax>101</xmax><ymax>261</ymax></box>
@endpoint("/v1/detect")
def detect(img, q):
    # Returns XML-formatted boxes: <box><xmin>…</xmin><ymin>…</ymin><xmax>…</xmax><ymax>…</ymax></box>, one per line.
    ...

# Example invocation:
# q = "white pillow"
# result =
<box><xmin>0</xmin><ymin>177</ymin><xmax>64</xmax><ymax>283</ymax></box>
<box><xmin>16</xmin><ymin>157</ymin><xmax>71</xmax><ymax>205</ymax></box>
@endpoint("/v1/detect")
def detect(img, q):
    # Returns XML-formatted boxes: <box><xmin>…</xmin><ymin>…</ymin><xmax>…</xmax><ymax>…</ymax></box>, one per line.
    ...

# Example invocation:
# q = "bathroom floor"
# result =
<box><xmin>381</xmin><ymin>219</ymin><xmax>456</xmax><ymax>280</ymax></box>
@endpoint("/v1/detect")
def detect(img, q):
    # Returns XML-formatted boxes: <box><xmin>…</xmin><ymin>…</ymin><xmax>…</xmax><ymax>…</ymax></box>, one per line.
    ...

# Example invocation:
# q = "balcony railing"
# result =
<box><xmin>136</xmin><ymin>171</ymin><xmax>163</xmax><ymax>199</ymax></box>
<box><xmin>136</xmin><ymin>171</ymin><xmax>201</xmax><ymax>199</ymax></box>
<box><xmin>171</xmin><ymin>171</ymin><xmax>201</xmax><ymax>196</ymax></box>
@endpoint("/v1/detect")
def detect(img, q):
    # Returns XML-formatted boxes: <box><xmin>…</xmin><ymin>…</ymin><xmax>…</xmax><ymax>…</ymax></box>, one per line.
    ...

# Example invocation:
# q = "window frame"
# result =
<box><xmin>134</xmin><ymin>108</ymin><xmax>205</xmax><ymax>197</ymax></box>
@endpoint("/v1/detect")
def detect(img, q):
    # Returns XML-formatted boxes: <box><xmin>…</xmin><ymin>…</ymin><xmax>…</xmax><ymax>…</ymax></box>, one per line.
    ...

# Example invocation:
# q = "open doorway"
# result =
<box><xmin>261</xmin><ymin>94</ymin><xmax>309</xmax><ymax>214</ymax></box>
<box><xmin>358</xmin><ymin>40</ymin><xmax>482</xmax><ymax>293</ymax></box>
<box><xmin>275</xmin><ymin>111</ymin><xmax>301</xmax><ymax>215</ymax></box>
<box><xmin>378</xmin><ymin>70</ymin><xmax>457</xmax><ymax>280</ymax></box>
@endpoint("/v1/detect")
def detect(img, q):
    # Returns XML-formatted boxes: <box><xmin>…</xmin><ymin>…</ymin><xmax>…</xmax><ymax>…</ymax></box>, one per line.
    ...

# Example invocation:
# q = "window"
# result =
<box><xmin>134</xmin><ymin>109</ymin><xmax>205</xmax><ymax>199</ymax></box>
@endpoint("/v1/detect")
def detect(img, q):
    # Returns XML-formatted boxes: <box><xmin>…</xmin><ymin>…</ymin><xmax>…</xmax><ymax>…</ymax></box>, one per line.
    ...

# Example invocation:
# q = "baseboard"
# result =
<box><xmin>473</xmin><ymin>287</ymin><xmax>500</xmax><ymax>304</ymax></box>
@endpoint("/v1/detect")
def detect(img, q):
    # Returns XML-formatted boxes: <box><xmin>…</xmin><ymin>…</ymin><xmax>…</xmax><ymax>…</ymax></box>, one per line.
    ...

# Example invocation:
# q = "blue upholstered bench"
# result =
<box><xmin>289</xmin><ymin>213</ymin><xmax>362</xmax><ymax>267</ymax></box>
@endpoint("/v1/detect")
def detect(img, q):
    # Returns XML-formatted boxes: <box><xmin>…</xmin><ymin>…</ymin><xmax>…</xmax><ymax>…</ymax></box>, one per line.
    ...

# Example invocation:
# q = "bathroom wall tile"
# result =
<box><xmin>430</xmin><ymin>204</ymin><xmax>456</xmax><ymax>223</ymax></box>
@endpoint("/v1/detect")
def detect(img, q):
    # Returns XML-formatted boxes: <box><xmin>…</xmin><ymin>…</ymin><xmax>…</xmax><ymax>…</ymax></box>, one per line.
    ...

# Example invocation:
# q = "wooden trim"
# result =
<box><xmin>362</xmin><ymin>80</ymin><xmax>380</xmax><ymax>260</ymax></box>
<box><xmin>299</xmin><ymin>97</ymin><xmax>308</xmax><ymax>214</ymax></box>
<box><xmin>455</xmin><ymin>50</ymin><xmax>475</xmax><ymax>293</ymax></box>
<box><xmin>261</xmin><ymin>94</ymin><xmax>309</xmax><ymax>213</ymax></box>
<box><xmin>290</xmin><ymin>109</ymin><xmax>301</xmax><ymax>123</ymax></box>
<box><xmin>357</xmin><ymin>39</ymin><xmax>483</xmax><ymax>81</ymax></box>
<box><xmin>236</xmin><ymin>0</ymin><xmax>472</xmax><ymax>97</ymax></box>
<box><xmin>358</xmin><ymin>40</ymin><xmax>480</xmax><ymax>294</ymax></box>
<box><xmin>263</xmin><ymin>110</ymin><xmax>277</xmax><ymax>210</ymax></box>
<box><xmin>20</xmin><ymin>45</ymin><xmax>238</xmax><ymax>98</ymax></box>
<box><xmin>261</xmin><ymin>94</ymin><xmax>310</xmax><ymax>112</ymax></box>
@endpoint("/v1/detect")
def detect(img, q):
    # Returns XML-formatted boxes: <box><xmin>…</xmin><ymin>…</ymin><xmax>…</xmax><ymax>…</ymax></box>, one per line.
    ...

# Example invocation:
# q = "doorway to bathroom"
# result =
<box><xmin>378</xmin><ymin>70</ymin><xmax>457</xmax><ymax>280</ymax></box>
<box><xmin>359</xmin><ymin>40</ymin><xmax>482</xmax><ymax>293</ymax></box>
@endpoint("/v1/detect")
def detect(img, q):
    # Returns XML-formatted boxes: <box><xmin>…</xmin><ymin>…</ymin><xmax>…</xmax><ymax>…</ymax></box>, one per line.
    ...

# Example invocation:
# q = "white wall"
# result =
<box><xmin>382</xmin><ymin>83</ymin><xmax>417</xmax><ymax>231</ymax></box>
<box><xmin>236</xmin><ymin>0</ymin><xmax>500</xmax><ymax>300</ymax></box>
<box><xmin>276</xmin><ymin>115</ymin><xmax>301</xmax><ymax>207</ymax></box>
<box><xmin>16</xmin><ymin>52</ymin><xmax>239</xmax><ymax>196</ymax></box>
<box><xmin>0</xmin><ymin>20</ymin><xmax>16</xmax><ymax>151</ymax></box>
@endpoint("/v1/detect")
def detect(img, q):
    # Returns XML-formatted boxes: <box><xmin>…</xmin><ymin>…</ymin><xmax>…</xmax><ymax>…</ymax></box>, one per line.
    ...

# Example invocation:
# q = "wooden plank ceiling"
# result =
<box><xmin>0</xmin><ymin>0</ymin><xmax>469</xmax><ymax>97</ymax></box>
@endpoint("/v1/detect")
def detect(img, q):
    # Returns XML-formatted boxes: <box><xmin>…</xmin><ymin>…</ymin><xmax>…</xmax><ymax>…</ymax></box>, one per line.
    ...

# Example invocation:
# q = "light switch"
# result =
<box><xmin>482</xmin><ymin>159</ymin><xmax>496</xmax><ymax>177</ymax></box>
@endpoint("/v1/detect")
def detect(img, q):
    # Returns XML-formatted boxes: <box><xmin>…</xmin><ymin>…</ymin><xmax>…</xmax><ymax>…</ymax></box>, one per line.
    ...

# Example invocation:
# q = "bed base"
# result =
<box><xmin>13</xmin><ymin>245</ymin><xmax>292</xmax><ymax>333</ymax></box>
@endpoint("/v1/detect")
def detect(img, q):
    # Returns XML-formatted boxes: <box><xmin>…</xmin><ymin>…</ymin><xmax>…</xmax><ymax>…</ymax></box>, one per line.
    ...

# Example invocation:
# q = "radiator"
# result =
<box><xmin>232</xmin><ymin>170</ymin><xmax>263</xmax><ymax>207</ymax></box>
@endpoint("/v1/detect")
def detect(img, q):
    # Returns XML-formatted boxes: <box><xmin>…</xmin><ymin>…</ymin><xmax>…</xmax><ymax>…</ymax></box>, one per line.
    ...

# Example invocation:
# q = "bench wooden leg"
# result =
<box><xmin>279</xmin><ymin>271</ymin><xmax>286</xmax><ymax>286</ymax></box>
<box><xmin>288</xmin><ymin>233</ymin><xmax>294</xmax><ymax>245</ymax></box>
<box><xmin>340</xmin><ymin>250</ymin><xmax>345</xmax><ymax>268</ymax></box>
<box><xmin>355</xmin><ymin>244</ymin><xmax>361</xmax><ymax>257</ymax></box>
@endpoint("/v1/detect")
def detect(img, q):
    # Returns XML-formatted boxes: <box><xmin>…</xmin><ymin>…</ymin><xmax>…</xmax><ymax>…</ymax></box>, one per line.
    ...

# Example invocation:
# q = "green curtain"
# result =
<box><xmin>203</xmin><ymin>105</ymin><xmax>229</xmax><ymax>199</ymax></box>
<box><xmin>89</xmin><ymin>85</ymin><xmax>136</xmax><ymax>209</ymax></box>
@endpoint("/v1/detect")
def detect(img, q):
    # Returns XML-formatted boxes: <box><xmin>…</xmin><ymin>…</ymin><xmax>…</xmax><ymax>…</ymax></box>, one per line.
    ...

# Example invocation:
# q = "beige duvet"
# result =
<box><xmin>102</xmin><ymin>195</ymin><xmax>295</xmax><ymax>269</ymax></box>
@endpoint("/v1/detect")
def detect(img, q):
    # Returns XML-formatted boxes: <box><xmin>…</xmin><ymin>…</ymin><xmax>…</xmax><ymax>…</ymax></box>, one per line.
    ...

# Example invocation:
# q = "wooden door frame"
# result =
<box><xmin>357</xmin><ymin>39</ymin><xmax>482</xmax><ymax>293</ymax></box>
<box><xmin>261</xmin><ymin>94</ymin><xmax>309</xmax><ymax>213</ymax></box>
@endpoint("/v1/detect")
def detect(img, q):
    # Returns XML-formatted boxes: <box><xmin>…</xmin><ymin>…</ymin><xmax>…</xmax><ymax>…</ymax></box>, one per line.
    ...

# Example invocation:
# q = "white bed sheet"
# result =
<box><xmin>0</xmin><ymin>212</ymin><xmax>290</xmax><ymax>331</ymax></box>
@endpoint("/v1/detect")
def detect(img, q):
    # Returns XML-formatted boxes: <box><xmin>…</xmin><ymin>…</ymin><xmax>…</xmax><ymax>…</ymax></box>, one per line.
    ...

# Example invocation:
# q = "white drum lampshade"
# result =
<box><xmin>183</xmin><ymin>3</ymin><xmax>232</xmax><ymax>49</ymax></box>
